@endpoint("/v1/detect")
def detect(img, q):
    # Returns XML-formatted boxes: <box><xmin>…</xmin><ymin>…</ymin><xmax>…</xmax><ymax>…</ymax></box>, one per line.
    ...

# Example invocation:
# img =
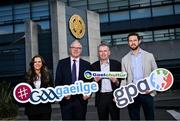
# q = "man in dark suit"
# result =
<box><xmin>91</xmin><ymin>43</ymin><xmax>121</xmax><ymax>120</ymax></box>
<box><xmin>55</xmin><ymin>40</ymin><xmax>91</xmax><ymax>120</ymax></box>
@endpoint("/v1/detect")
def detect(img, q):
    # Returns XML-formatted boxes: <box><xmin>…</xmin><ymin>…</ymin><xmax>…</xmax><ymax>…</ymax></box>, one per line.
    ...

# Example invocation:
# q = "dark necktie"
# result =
<box><xmin>71</xmin><ymin>59</ymin><xmax>77</xmax><ymax>83</ymax></box>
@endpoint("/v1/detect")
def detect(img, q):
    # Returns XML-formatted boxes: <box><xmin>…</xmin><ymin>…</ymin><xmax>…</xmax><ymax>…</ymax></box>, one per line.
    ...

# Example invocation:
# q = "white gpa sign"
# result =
<box><xmin>113</xmin><ymin>68</ymin><xmax>174</xmax><ymax>108</ymax></box>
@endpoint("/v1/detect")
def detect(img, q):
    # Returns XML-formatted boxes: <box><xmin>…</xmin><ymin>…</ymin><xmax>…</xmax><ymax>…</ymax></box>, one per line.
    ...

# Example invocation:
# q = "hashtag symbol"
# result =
<box><xmin>18</xmin><ymin>87</ymin><xmax>29</xmax><ymax>99</ymax></box>
<box><xmin>13</xmin><ymin>83</ymin><xmax>32</xmax><ymax>103</ymax></box>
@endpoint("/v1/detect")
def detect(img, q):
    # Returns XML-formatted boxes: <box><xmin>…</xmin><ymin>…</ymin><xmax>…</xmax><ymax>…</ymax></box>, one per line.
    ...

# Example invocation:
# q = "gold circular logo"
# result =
<box><xmin>69</xmin><ymin>14</ymin><xmax>85</xmax><ymax>39</ymax></box>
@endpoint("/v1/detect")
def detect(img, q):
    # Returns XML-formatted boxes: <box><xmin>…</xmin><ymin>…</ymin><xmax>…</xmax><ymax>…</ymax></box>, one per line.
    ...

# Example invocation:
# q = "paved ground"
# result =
<box><xmin>16</xmin><ymin>90</ymin><xmax>180</xmax><ymax>120</ymax></box>
<box><xmin>155</xmin><ymin>90</ymin><xmax>180</xmax><ymax>108</ymax></box>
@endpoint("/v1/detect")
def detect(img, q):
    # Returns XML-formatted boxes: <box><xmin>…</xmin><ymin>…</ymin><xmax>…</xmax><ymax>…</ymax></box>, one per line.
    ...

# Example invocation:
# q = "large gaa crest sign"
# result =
<box><xmin>69</xmin><ymin>14</ymin><xmax>85</xmax><ymax>39</ymax></box>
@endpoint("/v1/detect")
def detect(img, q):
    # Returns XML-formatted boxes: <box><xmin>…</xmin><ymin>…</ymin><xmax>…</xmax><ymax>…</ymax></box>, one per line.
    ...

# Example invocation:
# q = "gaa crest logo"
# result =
<box><xmin>69</xmin><ymin>14</ymin><xmax>85</xmax><ymax>39</ymax></box>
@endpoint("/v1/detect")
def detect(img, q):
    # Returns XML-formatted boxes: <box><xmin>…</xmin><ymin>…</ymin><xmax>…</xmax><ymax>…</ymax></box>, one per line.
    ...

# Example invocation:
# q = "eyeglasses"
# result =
<box><xmin>70</xmin><ymin>47</ymin><xmax>82</xmax><ymax>50</ymax></box>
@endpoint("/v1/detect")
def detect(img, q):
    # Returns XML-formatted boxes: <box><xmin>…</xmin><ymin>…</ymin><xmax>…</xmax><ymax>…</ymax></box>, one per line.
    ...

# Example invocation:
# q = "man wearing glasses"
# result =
<box><xmin>55</xmin><ymin>40</ymin><xmax>91</xmax><ymax>120</ymax></box>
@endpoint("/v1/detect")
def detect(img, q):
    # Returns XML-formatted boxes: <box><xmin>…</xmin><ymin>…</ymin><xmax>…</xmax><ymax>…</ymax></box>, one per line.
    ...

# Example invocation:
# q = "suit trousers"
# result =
<box><xmin>127</xmin><ymin>94</ymin><xmax>154</xmax><ymax>120</ymax></box>
<box><xmin>97</xmin><ymin>92</ymin><xmax>120</xmax><ymax>121</ymax></box>
<box><xmin>27</xmin><ymin>113</ymin><xmax>51</xmax><ymax>120</ymax></box>
<box><xmin>60</xmin><ymin>96</ymin><xmax>87</xmax><ymax>120</ymax></box>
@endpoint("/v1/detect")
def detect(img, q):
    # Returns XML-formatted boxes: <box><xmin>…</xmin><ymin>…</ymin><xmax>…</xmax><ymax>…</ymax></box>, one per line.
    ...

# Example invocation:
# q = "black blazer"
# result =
<box><xmin>25</xmin><ymin>72</ymin><xmax>54</xmax><ymax>115</ymax></box>
<box><xmin>91</xmin><ymin>59</ymin><xmax>121</xmax><ymax>106</ymax></box>
<box><xmin>55</xmin><ymin>57</ymin><xmax>91</xmax><ymax>105</ymax></box>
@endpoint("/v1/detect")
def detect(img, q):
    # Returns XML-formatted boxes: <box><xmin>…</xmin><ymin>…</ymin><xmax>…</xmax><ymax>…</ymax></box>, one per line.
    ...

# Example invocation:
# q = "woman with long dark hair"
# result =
<box><xmin>25</xmin><ymin>55</ymin><xmax>54</xmax><ymax>120</ymax></box>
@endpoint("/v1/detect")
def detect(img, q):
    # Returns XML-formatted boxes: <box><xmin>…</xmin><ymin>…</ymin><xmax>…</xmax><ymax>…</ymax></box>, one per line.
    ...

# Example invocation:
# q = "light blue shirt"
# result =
<box><xmin>100</xmin><ymin>59</ymin><xmax>113</xmax><ymax>93</ymax></box>
<box><xmin>131</xmin><ymin>49</ymin><xmax>143</xmax><ymax>84</ymax></box>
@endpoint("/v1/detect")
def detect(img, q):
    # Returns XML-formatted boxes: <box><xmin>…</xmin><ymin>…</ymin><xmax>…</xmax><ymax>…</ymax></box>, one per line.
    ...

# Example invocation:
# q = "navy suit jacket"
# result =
<box><xmin>91</xmin><ymin>59</ymin><xmax>121</xmax><ymax>106</ymax></box>
<box><xmin>55</xmin><ymin>57</ymin><xmax>91</xmax><ymax>105</ymax></box>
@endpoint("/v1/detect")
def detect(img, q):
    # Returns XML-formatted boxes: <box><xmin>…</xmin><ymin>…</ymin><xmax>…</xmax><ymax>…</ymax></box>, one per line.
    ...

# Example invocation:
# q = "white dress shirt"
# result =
<box><xmin>33</xmin><ymin>74</ymin><xmax>41</xmax><ymax>89</ymax></box>
<box><xmin>100</xmin><ymin>60</ymin><xmax>113</xmax><ymax>93</ymax></box>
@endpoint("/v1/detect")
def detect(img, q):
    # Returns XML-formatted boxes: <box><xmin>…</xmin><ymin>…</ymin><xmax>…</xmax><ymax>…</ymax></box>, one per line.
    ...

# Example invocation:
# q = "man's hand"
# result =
<box><xmin>110</xmin><ymin>77</ymin><xmax>119</xmax><ymax>85</ymax></box>
<box><xmin>145</xmin><ymin>90</ymin><xmax>152</xmax><ymax>94</ymax></box>
<box><xmin>94</xmin><ymin>77</ymin><xmax>101</xmax><ymax>82</ymax></box>
<box><xmin>83</xmin><ymin>95</ymin><xmax>91</xmax><ymax>100</ymax></box>
<box><xmin>64</xmin><ymin>95</ymin><xmax>71</xmax><ymax>100</ymax></box>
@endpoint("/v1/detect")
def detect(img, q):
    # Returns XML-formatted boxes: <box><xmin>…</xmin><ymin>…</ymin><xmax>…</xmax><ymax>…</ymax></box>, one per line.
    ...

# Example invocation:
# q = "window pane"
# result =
<box><xmin>69</xmin><ymin>0</ymin><xmax>87</xmax><ymax>9</ymax></box>
<box><xmin>15</xmin><ymin>24</ymin><xmax>25</xmax><ymax>33</ymax></box>
<box><xmin>151</xmin><ymin>0</ymin><xmax>172</xmax><ymax>5</ymax></box>
<box><xmin>0</xmin><ymin>6</ymin><xmax>12</xmax><ymax>22</ymax></box>
<box><xmin>109</xmin><ymin>0</ymin><xmax>128</xmax><ymax>11</ymax></box>
<box><xmin>88</xmin><ymin>0</ymin><xmax>107</xmax><ymax>12</ymax></box>
<box><xmin>139</xmin><ymin>31</ymin><xmax>153</xmax><ymax>42</ymax></box>
<box><xmin>110</xmin><ymin>11</ymin><xmax>129</xmax><ymax>22</ymax></box>
<box><xmin>168</xmin><ymin>29</ymin><xmax>175</xmax><ymax>40</ymax></box>
<box><xmin>130</xmin><ymin>0</ymin><xmax>150</xmax><ymax>7</ymax></box>
<box><xmin>175</xmin><ymin>28</ymin><xmax>180</xmax><ymax>39</ymax></box>
<box><xmin>99</xmin><ymin>13</ymin><xmax>109</xmax><ymax>23</ymax></box>
<box><xmin>0</xmin><ymin>25</ymin><xmax>13</xmax><ymax>34</ymax></box>
<box><xmin>14</xmin><ymin>3</ymin><xmax>30</xmax><ymax>20</ymax></box>
<box><xmin>154</xmin><ymin>29</ymin><xmax>173</xmax><ymax>41</ymax></box>
<box><xmin>131</xmin><ymin>8</ymin><xmax>151</xmax><ymax>19</ymax></box>
<box><xmin>152</xmin><ymin>5</ymin><xmax>173</xmax><ymax>17</ymax></box>
<box><xmin>32</xmin><ymin>1</ymin><xmax>49</xmax><ymax>19</ymax></box>
<box><xmin>37</xmin><ymin>20</ymin><xmax>50</xmax><ymax>30</ymax></box>
<box><xmin>112</xmin><ymin>33</ymin><xmax>128</xmax><ymax>45</ymax></box>
<box><xmin>101</xmin><ymin>35</ymin><xmax>112</xmax><ymax>45</ymax></box>
<box><xmin>69</xmin><ymin>0</ymin><xmax>86</xmax><ymax>6</ymax></box>
<box><xmin>175</xmin><ymin>4</ymin><xmax>180</xmax><ymax>14</ymax></box>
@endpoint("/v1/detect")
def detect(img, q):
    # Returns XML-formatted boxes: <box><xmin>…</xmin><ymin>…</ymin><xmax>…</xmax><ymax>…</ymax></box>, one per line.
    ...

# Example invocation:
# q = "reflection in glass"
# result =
<box><xmin>110</xmin><ymin>11</ymin><xmax>129</xmax><ymax>22</ymax></box>
<box><xmin>31</xmin><ymin>1</ymin><xmax>49</xmax><ymax>18</ymax></box>
<box><xmin>101</xmin><ymin>35</ymin><xmax>112</xmax><ymax>45</ymax></box>
<box><xmin>175</xmin><ymin>4</ymin><xmax>180</xmax><ymax>14</ymax></box>
<box><xmin>0</xmin><ymin>6</ymin><xmax>12</xmax><ymax>22</ymax></box>
<box><xmin>101</xmin><ymin>28</ymin><xmax>179</xmax><ymax>45</ymax></box>
<box><xmin>89</xmin><ymin>0</ymin><xmax>107</xmax><ymax>12</ymax></box>
<box><xmin>109</xmin><ymin>0</ymin><xmax>128</xmax><ymax>10</ymax></box>
<box><xmin>112</xmin><ymin>33</ymin><xmax>128</xmax><ymax>45</ymax></box>
<box><xmin>14</xmin><ymin>3</ymin><xmax>30</xmax><ymax>20</ymax></box>
<box><xmin>15</xmin><ymin>24</ymin><xmax>25</xmax><ymax>33</ymax></box>
<box><xmin>100</xmin><ymin>13</ymin><xmax>109</xmax><ymax>23</ymax></box>
<box><xmin>152</xmin><ymin>5</ymin><xmax>173</xmax><ymax>17</ymax></box>
<box><xmin>37</xmin><ymin>20</ymin><xmax>50</xmax><ymax>30</ymax></box>
<box><xmin>139</xmin><ymin>31</ymin><xmax>153</xmax><ymax>42</ymax></box>
<box><xmin>0</xmin><ymin>25</ymin><xmax>13</xmax><ymax>34</ymax></box>
<box><xmin>131</xmin><ymin>8</ymin><xmax>151</xmax><ymax>19</ymax></box>
<box><xmin>130</xmin><ymin>0</ymin><xmax>150</xmax><ymax>7</ymax></box>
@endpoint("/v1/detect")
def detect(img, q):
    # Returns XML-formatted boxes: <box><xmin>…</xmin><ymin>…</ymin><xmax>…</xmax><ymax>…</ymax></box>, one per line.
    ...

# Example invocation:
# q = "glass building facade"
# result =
<box><xmin>0</xmin><ymin>0</ymin><xmax>180</xmax><ymax>88</ymax></box>
<box><xmin>0</xmin><ymin>0</ymin><xmax>180</xmax><ymax>44</ymax></box>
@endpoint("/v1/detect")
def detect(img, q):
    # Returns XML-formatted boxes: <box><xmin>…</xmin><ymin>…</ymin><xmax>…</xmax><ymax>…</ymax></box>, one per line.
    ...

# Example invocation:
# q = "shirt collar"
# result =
<box><xmin>100</xmin><ymin>59</ymin><xmax>110</xmax><ymax>65</ymax></box>
<box><xmin>130</xmin><ymin>48</ymin><xmax>142</xmax><ymax>55</ymax></box>
<box><xmin>70</xmin><ymin>56</ymin><xmax>80</xmax><ymax>62</ymax></box>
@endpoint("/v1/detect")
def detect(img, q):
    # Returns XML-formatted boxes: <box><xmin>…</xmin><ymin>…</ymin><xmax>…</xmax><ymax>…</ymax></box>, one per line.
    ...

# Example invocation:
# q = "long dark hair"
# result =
<box><xmin>26</xmin><ymin>55</ymin><xmax>50</xmax><ymax>85</ymax></box>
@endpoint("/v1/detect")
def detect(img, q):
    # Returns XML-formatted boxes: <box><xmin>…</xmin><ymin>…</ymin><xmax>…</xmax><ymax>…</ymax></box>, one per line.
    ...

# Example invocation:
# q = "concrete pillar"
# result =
<box><xmin>86</xmin><ymin>10</ymin><xmax>101</xmax><ymax>63</ymax></box>
<box><xmin>50</xmin><ymin>0</ymin><xmax>68</xmax><ymax>77</ymax></box>
<box><xmin>25</xmin><ymin>20</ymin><xmax>39</xmax><ymax>71</ymax></box>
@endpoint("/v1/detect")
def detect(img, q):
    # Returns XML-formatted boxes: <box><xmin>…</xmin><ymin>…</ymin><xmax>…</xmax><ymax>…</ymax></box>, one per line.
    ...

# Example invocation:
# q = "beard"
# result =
<box><xmin>129</xmin><ymin>44</ymin><xmax>139</xmax><ymax>50</ymax></box>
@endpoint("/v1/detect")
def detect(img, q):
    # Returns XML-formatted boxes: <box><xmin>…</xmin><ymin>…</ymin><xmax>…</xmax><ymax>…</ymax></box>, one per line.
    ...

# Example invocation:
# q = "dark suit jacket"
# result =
<box><xmin>55</xmin><ymin>57</ymin><xmax>91</xmax><ymax>105</ymax></box>
<box><xmin>91</xmin><ymin>59</ymin><xmax>121</xmax><ymax>106</ymax></box>
<box><xmin>25</xmin><ymin>72</ymin><xmax>54</xmax><ymax>115</ymax></box>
